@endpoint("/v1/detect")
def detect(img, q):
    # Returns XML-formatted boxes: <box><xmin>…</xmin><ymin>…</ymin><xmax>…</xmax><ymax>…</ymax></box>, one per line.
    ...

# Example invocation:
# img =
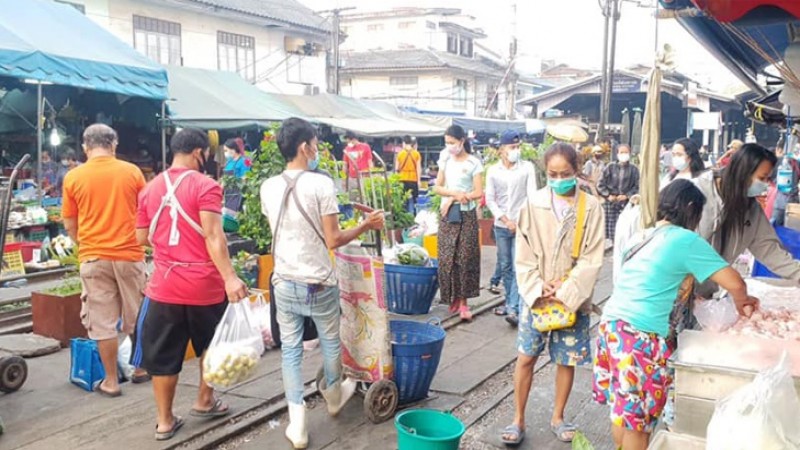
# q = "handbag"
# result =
<box><xmin>268</xmin><ymin>172</ymin><xmax>324</xmax><ymax>348</ymax></box>
<box><xmin>530</xmin><ymin>191</ymin><xmax>587</xmax><ymax>332</ymax></box>
<box><xmin>69</xmin><ymin>338</ymin><xmax>106</xmax><ymax>392</ymax></box>
<box><xmin>446</xmin><ymin>202</ymin><xmax>462</xmax><ymax>223</ymax></box>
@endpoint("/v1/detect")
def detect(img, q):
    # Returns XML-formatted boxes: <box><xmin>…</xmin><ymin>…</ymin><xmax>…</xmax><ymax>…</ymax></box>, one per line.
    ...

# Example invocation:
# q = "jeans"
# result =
<box><xmin>490</xmin><ymin>228</ymin><xmax>502</xmax><ymax>287</ymax></box>
<box><xmin>274</xmin><ymin>281</ymin><xmax>342</xmax><ymax>405</ymax></box>
<box><xmin>494</xmin><ymin>226</ymin><xmax>520</xmax><ymax>315</ymax></box>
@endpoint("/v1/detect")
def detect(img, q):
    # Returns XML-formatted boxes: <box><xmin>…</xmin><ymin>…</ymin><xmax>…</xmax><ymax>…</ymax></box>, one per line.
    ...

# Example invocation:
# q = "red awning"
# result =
<box><xmin>691</xmin><ymin>0</ymin><xmax>800</xmax><ymax>22</ymax></box>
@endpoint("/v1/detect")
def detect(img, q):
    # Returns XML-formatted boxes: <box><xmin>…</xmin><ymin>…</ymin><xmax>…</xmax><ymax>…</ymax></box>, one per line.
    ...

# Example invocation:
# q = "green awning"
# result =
<box><xmin>166</xmin><ymin>66</ymin><xmax>305</xmax><ymax>130</ymax></box>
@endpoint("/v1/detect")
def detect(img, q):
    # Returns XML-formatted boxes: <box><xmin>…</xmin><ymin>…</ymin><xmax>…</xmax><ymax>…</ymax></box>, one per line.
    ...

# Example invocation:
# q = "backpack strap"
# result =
<box><xmin>571</xmin><ymin>190</ymin><xmax>587</xmax><ymax>260</ymax></box>
<box><xmin>271</xmin><ymin>172</ymin><xmax>327</xmax><ymax>254</ymax></box>
<box><xmin>148</xmin><ymin>170</ymin><xmax>203</xmax><ymax>247</ymax></box>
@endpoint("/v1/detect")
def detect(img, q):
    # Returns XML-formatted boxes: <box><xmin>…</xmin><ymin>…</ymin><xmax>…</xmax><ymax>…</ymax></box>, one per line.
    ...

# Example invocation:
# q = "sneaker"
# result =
<box><xmin>488</xmin><ymin>284</ymin><xmax>501</xmax><ymax>295</ymax></box>
<box><xmin>505</xmin><ymin>313</ymin><xmax>519</xmax><ymax>327</ymax></box>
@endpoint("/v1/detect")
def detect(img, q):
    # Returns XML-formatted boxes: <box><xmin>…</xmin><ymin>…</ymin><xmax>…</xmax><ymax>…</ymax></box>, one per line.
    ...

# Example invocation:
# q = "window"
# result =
<box><xmin>390</xmin><ymin>76</ymin><xmax>418</xmax><ymax>86</ymax></box>
<box><xmin>454</xmin><ymin>79</ymin><xmax>468</xmax><ymax>108</ymax></box>
<box><xmin>486</xmin><ymin>84</ymin><xmax>498</xmax><ymax>111</ymax></box>
<box><xmin>218</xmin><ymin>31</ymin><xmax>256</xmax><ymax>82</ymax></box>
<box><xmin>447</xmin><ymin>33</ymin><xmax>458</xmax><ymax>54</ymax></box>
<box><xmin>426</xmin><ymin>21</ymin><xmax>437</xmax><ymax>30</ymax></box>
<box><xmin>367</xmin><ymin>24</ymin><xmax>384</xmax><ymax>32</ymax></box>
<box><xmin>133</xmin><ymin>15</ymin><xmax>181</xmax><ymax>65</ymax></box>
<box><xmin>57</xmin><ymin>1</ymin><xmax>85</xmax><ymax>13</ymax></box>
<box><xmin>398</xmin><ymin>21</ymin><xmax>415</xmax><ymax>29</ymax></box>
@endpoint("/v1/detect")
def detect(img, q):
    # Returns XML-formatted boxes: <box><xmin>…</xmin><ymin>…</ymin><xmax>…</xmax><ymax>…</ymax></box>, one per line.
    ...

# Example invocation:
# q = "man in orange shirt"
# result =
<box><xmin>62</xmin><ymin>124</ymin><xmax>148</xmax><ymax>397</ymax></box>
<box><xmin>395</xmin><ymin>135</ymin><xmax>421</xmax><ymax>209</ymax></box>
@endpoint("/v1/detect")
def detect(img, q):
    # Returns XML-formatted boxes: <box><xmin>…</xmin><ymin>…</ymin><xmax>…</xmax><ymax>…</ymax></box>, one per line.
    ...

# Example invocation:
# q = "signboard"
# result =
<box><xmin>612</xmin><ymin>76</ymin><xmax>643</xmax><ymax>93</ymax></box>
<box><xmin>683</xmin><ymin>81</ymin><xmax>699</xmax><ymax>109</ymax></box>
<box><xmin>692</xmin><ymin>112</ymin><xmax>721</xmax><ymax>130</ymax></box>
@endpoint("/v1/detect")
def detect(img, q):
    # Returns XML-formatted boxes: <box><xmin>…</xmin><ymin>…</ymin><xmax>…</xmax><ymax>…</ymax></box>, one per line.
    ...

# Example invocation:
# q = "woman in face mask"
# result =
<box><xmin>501</xmin><ymin>143</ymin><xmax>604</xmax><ymax>446</ymax></box>
<box><xmin>662</xmin><ymin>138</ymin><xmax>706</xmax><ymax>189</ymax></box>
<box><xmin>433</xmin><ymin>125</ymin><xmax>484</xmax><ymax>321</ymax></box>
<box><xmin>223</xmin><ymin>138</ymin><xmax>250</xmax><ymax>179</ymax></box>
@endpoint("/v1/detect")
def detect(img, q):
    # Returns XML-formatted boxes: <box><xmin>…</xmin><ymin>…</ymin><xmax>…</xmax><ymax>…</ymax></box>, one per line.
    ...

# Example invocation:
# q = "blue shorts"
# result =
<box><xmin>516</xmin><ymin>305</ymin><xmax>591</xmax><ymax>366</ymax></box>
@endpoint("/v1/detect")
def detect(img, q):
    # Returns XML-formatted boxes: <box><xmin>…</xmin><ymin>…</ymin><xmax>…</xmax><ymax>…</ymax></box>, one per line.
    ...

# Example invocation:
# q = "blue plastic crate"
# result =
<box><xmin>391</xmin><ymin>320</ymin><xmax>446</xmax><ymax>405</ymax></box>
<box><xmin>752</xmin><ymin>225</ymin><xmax>800</xmax><ymax>278</ymax></box>
<box><xmin>385</xmin><ymin>261</ymin><xmax>438</xmax><ymax>315</ymax></box>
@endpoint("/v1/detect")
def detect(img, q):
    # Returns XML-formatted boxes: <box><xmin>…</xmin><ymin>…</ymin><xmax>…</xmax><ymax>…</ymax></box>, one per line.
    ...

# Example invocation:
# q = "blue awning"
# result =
<box><xmin>0</xmin><ymin>0</ymin><xmax>168</xmax><ymax>100</ymax></box>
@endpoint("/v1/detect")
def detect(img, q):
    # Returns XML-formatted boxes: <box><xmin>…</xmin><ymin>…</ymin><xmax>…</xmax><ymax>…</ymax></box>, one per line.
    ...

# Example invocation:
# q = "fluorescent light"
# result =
<box><xmin>50</xmin><ymin>129</ymin><xmax>61</xmax><ymax>146</ymax></box>
<box><xmin>23</xmin><ymin>79</ymin><xmax>54</xmax><ymax>85</ymax></box>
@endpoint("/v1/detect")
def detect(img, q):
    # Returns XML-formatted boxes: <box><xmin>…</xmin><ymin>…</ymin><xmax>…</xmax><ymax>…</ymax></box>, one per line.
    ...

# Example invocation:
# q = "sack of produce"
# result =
<box><xmin>394</xmin><ymin>243</ymin><xmax>431</xmax><ymax>267</ymax></box>
<box><xmin>203</xmin><ymin>301</ymin><xmax>265</xmax><ymax>389</ymax></box>
<box><xmin>706</xmin><ymin>353</ymin><xmax>800</xmax><ymax>450</ymax></box>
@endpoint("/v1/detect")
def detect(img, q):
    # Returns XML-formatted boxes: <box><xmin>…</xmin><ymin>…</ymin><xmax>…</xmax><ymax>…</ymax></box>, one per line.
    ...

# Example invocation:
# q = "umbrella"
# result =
<box><xmin>621</xmin><ymin>108</ymin><xmax>631</xmax><ymax>147</ymax></box>
<box><xmin>631</xmin><ymin>108</ymin><xmax>643</xmax><ymax>153</ymax></box>
<box><xmin>640</xmin><ymin>48</ymin><xmax>670</xmax><ymax>229</ymax></box>
<box><xmin>547</xmin><ymin>124</ymin><xmax>589</xmax><ymax>143</ymax></box>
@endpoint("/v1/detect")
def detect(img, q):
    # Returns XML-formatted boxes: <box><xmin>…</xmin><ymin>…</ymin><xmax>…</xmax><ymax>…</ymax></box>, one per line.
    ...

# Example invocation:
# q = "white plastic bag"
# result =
<box><xmin>707</xmin><ymin>353</ymin><xmax>800</xmax><ymax>450</ymax></box>
<box><xmin>117</xmin><ymin>336</ymin><xmax>134</xmax><ymax>380</ymax></box>
<box><xmin>249</xmin><ymin>293</ymin><xmax>275</xmax><ymax>349</ymax></box>
<box><xmin>202</xmin><ymin>301</ymin><xmax>264</xmax><ymax>389</ymax></box>
<box><xmin>694</xmin><ymin>295</ymin><xmax>739</xmax><ymax>332</ymax></box>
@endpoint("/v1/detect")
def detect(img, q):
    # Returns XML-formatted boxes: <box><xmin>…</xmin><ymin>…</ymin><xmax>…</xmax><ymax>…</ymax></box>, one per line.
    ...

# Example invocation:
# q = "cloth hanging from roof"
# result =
<box><xmin>640</xmin><ymin>63</ymin><xmax>664</xmax><ymax>229</ymax></box>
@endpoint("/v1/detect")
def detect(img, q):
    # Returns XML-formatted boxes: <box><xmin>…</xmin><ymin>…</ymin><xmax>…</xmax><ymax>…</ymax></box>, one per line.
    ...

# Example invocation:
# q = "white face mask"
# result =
<box><xmin>747</xmin><ymin>179</ymin><xmax>769</xmax><ymax>197</ymax></box>
<box><xmin>447</xmin><ymin>144</ymin><xmax>462</xmax><ymax>156</ymax></box>
<box><xmin>618</xmin><ymin>153</ymin><xmax>630</xmax><ymax>163</ymax></box>
<box><xmin>673</xmin><ymin>156</ymin><xmax>688</xmax><ymax>171</ymax></box>
<box><xmin>507</xmin><ymin>149</ymin><xmax>520</xmax><ymax>163</ymax></box>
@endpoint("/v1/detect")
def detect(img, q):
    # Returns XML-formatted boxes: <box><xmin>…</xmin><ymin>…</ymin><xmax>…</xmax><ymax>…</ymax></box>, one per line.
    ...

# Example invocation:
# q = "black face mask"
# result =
<box><xmin>197</xmin><ymin>151</ymin><xmax>207</xmax><ymax>175</ymax></box>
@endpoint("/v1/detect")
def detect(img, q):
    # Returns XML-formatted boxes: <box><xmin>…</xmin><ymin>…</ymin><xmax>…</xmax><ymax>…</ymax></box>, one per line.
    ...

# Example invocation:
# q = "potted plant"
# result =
<box><xmin>31</xmin><ymin>276</ymin><xmax>85</xmax><ymax>348</ymax></box>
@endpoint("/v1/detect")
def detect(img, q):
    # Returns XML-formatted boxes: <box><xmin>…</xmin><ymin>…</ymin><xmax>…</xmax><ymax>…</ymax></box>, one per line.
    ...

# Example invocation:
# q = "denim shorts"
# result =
<box><xmin>516</xmin><ymin>305</ymin><xmax>591</xmax><ymax>366</ymax></box>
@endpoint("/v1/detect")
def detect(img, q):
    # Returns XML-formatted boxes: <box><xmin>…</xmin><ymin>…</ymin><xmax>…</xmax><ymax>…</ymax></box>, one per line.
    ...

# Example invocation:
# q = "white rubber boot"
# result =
<box><xmin>320</xmin><ymin>377</ymin><xmax>357</xmax><ymax>417</ymax></box>
<box><xmin>285</xmin><ymin>402</ymin><xmax>308</xmax><ymax>449</ymax></box>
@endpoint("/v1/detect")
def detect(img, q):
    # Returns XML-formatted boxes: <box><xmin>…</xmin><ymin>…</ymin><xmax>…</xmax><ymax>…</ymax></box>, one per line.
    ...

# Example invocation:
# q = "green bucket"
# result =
<box><xmin>395</xmin><ymin>409</ymin><xmax>465</xmax><ymax>450</ymax></box>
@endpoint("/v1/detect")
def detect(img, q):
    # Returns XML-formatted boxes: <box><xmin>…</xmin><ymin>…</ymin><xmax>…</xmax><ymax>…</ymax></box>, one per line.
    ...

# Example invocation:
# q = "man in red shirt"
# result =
<box><xmin>133</xmin><ymin>128</ymin><xmax>248</xmax><ymax>441</ymax></box>
<box><xmin>344</xmin><ymin>131</ymin><xmax>373</xmax><ymax>178</ymax></box>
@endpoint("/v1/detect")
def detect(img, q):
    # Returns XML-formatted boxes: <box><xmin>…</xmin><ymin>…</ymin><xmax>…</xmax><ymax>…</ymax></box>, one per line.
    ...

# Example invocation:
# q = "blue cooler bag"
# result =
<box><xmin>70</xmin><ymin>338</ymin><xmax>106</xmax><ymax>392</ymax></box>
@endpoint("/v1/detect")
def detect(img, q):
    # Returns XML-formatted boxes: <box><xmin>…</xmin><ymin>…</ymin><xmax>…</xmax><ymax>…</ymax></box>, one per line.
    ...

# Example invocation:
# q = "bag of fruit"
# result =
<box><xmin>202</xmin><ymin>301</ymin><xmax>265</xmax><ymax>389</ymax></box>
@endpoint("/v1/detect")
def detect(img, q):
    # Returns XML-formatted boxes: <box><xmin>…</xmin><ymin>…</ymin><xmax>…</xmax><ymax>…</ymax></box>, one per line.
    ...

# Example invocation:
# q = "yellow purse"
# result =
<box><xmin>530</xmin><ymin>191</ymin><xmax>586</xmax><ymax>332</ymax></box>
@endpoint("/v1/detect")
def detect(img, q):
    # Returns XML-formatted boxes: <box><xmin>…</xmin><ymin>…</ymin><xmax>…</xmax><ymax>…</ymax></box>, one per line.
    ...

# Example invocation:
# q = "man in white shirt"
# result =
<box><xmin>485</xmin><ymin>130</ymin><xmax>537</xmax><ymax>326</ymax></box>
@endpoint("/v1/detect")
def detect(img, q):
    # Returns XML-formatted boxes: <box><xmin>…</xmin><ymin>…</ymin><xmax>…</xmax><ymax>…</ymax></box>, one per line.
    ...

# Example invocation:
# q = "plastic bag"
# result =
<box><xmin>706</xmin><ymin>353</ymin><xmax>800</xmax><ymax>450</ymax></box>
<box><xmin>249</xmin><ymin>293</ymin><xmax>275</xmax><ymax>349</ymax></box>
<box><xmin>117</xmin><ymin>336</ymin><xmax>134</xmax><ymax>381</ymax></box>
<box><xmin>415</xmin><ymin>209</ymin><xmax>439</xmax><ymax>235</ymax></box>
<box><xmin>694</xmin><ymin>295</ymin><xmax>739</xmax><ymax>332</ymax></box>
<box><xmin>571</xmin><ymin>431</ymin><xmax>595</xmax><ymax>450</ymax></box>
<box><xmin>394</xmin><ymin>243</ymin><xmax>431</xmax><ymax>267</ymax></box>
<box><xmin>202</xmin><ymin>301</ymin><xmax>264</xmax><ymax>389</ymax></box>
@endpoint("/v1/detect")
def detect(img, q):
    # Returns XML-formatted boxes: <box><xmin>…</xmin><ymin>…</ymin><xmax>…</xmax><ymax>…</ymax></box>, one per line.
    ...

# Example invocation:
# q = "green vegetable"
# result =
<box><xmin>571</xmin><ymin>431</ymin><xmax>595</xmax><ymax>450</ymax></box>
<box><xmin>43</xmin><ymin>277</ymin><xmax>82</xmax><ymax>297</ymax></box>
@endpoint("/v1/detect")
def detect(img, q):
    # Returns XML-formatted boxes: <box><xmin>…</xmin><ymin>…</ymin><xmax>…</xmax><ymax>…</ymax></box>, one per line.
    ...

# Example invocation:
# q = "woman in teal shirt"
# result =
<box><xmin>223</xmin><ymin>138</ymin><xmax>251</xmax><ymax>178</ymax></box>
<box><xmin>594</xmin><ymin>179</ymin><xmax>758</xmax><ymax>450</ymax></box>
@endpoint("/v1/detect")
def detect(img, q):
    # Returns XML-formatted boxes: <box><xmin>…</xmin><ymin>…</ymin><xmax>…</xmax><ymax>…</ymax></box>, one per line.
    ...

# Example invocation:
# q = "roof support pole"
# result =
<box><xmin>36</xmin><ymin>82</ymin><xmax>43</xmax><ymax>206</ymax></box>
<box><xmin>161</xmin><ymin>101</ymin><xmax>167</xmax><ymax>172</ymax></box>
<box><xmin>599</xmin><ymin>0</ymin><xmax>620</xmax><ymax>142</ymax></box>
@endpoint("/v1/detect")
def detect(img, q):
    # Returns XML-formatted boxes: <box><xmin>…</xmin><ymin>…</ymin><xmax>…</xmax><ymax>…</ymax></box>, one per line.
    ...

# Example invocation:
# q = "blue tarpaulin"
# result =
<box><xmin>0</xmin><ymin>0</ymin><xmax>168</xmax><ymax>99</ymax></box>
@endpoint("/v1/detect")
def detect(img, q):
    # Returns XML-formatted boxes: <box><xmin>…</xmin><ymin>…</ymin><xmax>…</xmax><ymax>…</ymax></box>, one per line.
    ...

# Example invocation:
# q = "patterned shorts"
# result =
<box><xmin>516</xmin><ymin>306</ymin><xmax>591</xmax><ymax>366</ymax></box>
<box><xmin>592</xmin><ymin>320</ymin><xmax>673</xmax><ymax>433</ymax></box>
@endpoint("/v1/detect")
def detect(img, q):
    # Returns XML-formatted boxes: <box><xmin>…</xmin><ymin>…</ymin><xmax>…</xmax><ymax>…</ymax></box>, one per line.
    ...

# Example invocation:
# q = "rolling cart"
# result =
<box><xmin>0</xmin><ymin>154</ymin><xmax>31</xmax><ymax>394</ymax></box>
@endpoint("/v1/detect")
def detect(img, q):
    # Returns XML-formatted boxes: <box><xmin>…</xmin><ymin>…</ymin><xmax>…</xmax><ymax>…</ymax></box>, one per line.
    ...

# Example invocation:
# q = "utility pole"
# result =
<box><xmin>598</xmin><ymin>0</ymin><xmax>621</xmax><ymax>141</ymax></box>
<box><xmin>506</xmin><ymin>2</ymin><xmax>518</xmax><ymax>120</ymax></box>
<box><xmin>320</xmin><ymin>7</ymin><xmax>355</xmax><ymax>95</ymax></box>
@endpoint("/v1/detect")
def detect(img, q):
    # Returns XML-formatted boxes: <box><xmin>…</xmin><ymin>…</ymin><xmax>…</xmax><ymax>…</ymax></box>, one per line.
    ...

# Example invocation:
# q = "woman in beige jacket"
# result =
<box><xmin>501</xmin><ymin>143</ymin><xmax>605</xmax><ymax>445</ymax></box>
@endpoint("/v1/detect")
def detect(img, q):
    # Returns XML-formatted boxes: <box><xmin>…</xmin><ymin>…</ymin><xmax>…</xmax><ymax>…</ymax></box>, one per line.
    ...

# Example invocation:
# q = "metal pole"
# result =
<box><xmin>598</xmin><ymin>0</ymin><xmax>611</xmax><ymax>141</ymax></box>
<box><xmin>506</xmin><ymin>2</ymin><xmax>518</xmax><ymax>120</ymax></box>
<box><xmin>601</xmin><ymin>0</ymin><xmax>620</xmax><ymax>143</ymax></box>
<box><xmin>36</xmin><ymin>82</ymin><xmax>43</xmax><ymax>205</ymax></box>
<box><xmin>161</xmin><ymin>101</ymin><xmax>167</xmax><ymax>171</ymax></box>
<box><xmin>333</xmin><ymin>10</ymin><xmax>341</xmax><ymax>95</ymax></box>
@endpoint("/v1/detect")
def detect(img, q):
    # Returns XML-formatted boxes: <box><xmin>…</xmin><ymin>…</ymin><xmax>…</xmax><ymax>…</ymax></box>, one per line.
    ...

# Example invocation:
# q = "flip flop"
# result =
<box><xmin>550</xmin><ymin>421</ymin><xmax>578</xmax><ymax>443</ymax></box>
<box><xmin>95</xmin><ymin>381</ymin><xmax>122</xmax><ymax>398</ymax></box>
<box><xmin>155</xmin><ymin>416</ymin><xmax>184</xmax><ymax>441</ymax></box>
<box><xmin>190</xmin><ymin>398</ymin><xmax>231</xmax><ymax>418</ymax></box>
<box><xmin>500</xmin><ymin>424</ymin><xmax>525</xmax><ymax>446</ymax></box>
<box><xmin>505</xmin><ymin>313</ymin><xmax>519</xmax><ymax>327</ymax></box>
<box><xmin>494</xmin><ymin>306</ymin><xmax>509</xmax><ymax>316</ymax></box>
<box><xmin>459</xmin><ymin>304</ymin><xmax>473</xmax><ymax>322</ymax></box>
<box><xmin>131</xmin><ymin>373</ymin><xmax>152</xmax><ymax>384</ymax></box>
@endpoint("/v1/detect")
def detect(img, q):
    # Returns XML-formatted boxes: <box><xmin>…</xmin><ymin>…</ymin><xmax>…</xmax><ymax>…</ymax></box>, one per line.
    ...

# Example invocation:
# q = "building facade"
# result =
<box><xmin>338</xmin><ymin>8</ymin><xmax>515</xmax><ymax>117</ymax></box>
<box><xmin>57</xmin><ymin>0</ymin><xmax>330</xmax><ymax>95</ymax></box>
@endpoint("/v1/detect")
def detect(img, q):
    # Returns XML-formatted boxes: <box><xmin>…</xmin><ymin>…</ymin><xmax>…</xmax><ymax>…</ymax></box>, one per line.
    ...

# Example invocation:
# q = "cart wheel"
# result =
<box><xmin>363</xmin><ymin>380</ymin><xmax>398</xmax><ymax>424</ymax></box>
<box><xmin>315</xmin><ymin>366</ymin><xmax>325</xmax><ymax>391</ymax></box>
<box><xmin>0</xmin><ymin>356</ymin><xmax>27</xmax><ymax>393</ymax></box>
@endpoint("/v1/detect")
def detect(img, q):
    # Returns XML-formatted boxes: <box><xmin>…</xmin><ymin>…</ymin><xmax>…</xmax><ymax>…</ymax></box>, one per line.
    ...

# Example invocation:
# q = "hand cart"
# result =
<box><xmin>0</xmin><ymin>154</ymin><xmax>31</xmax><ymax>394</ymax></box>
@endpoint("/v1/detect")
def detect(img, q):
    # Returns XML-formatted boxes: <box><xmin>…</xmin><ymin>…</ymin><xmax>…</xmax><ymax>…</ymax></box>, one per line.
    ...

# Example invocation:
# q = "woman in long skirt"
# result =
<box><xmin>433</xmin><ymin>125</ymin><xmax>483</xmax><ymax>321</ymax></box>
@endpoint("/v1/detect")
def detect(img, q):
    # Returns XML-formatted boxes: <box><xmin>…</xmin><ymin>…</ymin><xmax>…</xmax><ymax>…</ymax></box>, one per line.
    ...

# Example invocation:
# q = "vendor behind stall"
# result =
<box><xmin>693</xmin><ymin>143</ymin><xmax>800</xmax><ymax>297</ymax></box>
<box><xmin>222</xmin><ymin>138</ymin><xmax>250</xmax><ymax>178</ymax></box>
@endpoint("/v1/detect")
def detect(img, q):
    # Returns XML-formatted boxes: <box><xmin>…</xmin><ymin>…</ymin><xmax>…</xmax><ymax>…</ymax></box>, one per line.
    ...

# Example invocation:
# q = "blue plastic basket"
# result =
<box><xmin>752</xmin><ymin>226</ymin><xmax>800</xmax><ymax>278</ymax></box>
<box><xmin>385</xmin><ymin>261</ymin><xmax>439</xmax><ymax>315</ymax></box>
<box><xmin>391</xmin><ymin>319</ymin><xmax>446</xmax><ymax>405</ymax></box>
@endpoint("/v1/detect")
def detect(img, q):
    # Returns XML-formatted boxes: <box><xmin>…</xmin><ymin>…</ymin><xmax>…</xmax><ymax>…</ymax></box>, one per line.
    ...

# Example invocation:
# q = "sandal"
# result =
<box><xmin>459</xmin><ymin>304</ymin><xmax>473</xmax><ymax>322</ymax></box>
<box><xmin>500</xmin><ymin>424</ymin><xmax>525</xmax><ymax>446</ymax></box>
<box><xmin>190</xmin><ymin>398</ymin><xmax>231</xmax><ymax>418</ymax></box>
<box><xmin>550</xmin><ymin>421</ymin><xmax>578</xmax><ymax>443</ymax></box>
<box><xmin>494</xmin><ymin>306</ymin><xmax>509</xmax><ymax>316</ymax></box>
<box><xmin>488</xmin><ymin>284</ymin><xmax>501</xmax><ymax>295</ymax></box>
<box><xmin>505</xmin><ymin>313</ymin><xmax>519</xmax><ymax>327</ymax></box>
<box><xmin>131</xmin><ymin>372</ymin><xmax>152</xmax><ymax>384</ymax></box>
<box><xmin>95</xmin><ymin>380</ymin><xmax>122</xmax><ymax>398</ymax></box>
<box><xmin>155</xmin><ymin>416</ymin><xmax>184</xmax><ymax>441</ymax></box>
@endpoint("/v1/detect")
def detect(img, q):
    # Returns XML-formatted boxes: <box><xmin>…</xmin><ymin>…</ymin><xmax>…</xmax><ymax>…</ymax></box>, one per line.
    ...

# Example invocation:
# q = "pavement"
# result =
<box><xmin>0</xmin><ymin>246</ymin><xmax>510</xmax><ymax>450</ymax></box>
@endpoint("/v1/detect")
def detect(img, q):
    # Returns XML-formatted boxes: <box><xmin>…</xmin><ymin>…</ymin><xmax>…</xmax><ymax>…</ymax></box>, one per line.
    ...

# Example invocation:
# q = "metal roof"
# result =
<box><xmin>341</xmin><ymin>49</ymin><xmax>505</xmax><ymax>77</ymax></box>
<box><xmin>185</xmin><ymin>0</ymin><xmax>331</xmax><ymax>34</ymax></box>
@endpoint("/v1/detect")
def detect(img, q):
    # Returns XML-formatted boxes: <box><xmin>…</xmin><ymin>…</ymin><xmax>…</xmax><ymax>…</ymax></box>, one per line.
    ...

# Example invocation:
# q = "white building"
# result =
<box><xmin>338</xmin><ymin>8</ymin><xmax>514</xmax><ymax>117</ymax></box>
<box><xmin>56</xmin><ymin>0</ymin><xmax>331</xmax><ymax>95</ymax></box>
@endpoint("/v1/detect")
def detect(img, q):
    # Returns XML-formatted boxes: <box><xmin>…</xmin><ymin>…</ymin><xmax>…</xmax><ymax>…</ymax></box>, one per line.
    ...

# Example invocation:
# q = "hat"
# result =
<box><xmin>728</xmin><ymin>139</ymin><xmax>744</xmax><ymax>151</ymax></box>
<box><xmin>592</xmin><ymin>145</ymin><xmax>603</xmax><ymax>154</ymax></box>
<box><xmin>500</xmin><ymin>130</ymin><xmax>520</xmax><ymax>146</ymax></box>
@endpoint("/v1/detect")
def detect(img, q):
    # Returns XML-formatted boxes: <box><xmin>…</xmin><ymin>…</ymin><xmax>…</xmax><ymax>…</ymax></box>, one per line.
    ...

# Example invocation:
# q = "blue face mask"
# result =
<box><xmin>548</xmin><ymin>177</ymin><xmax>577</xmax><ymax>195</ymax></box>
<box><xmin>747</xmin><ymin>179</ymin><xmax>769</xmax><ymax>197</ymax></box>
<box><xmin>308</xmin><ymin>150</ymin><xmax>319</xmax><ymax>171</ymax></box>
